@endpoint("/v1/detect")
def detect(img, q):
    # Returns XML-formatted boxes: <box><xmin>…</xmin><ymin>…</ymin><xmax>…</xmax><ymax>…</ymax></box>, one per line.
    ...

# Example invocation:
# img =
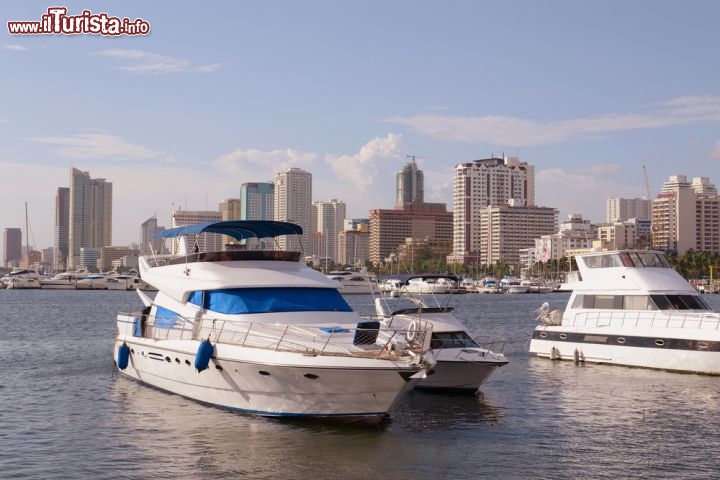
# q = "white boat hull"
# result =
<box><xmin>114</xmin><ymin>336</ymin><xmax>418</xmax><ymax>424</ymax></box>
<box><xmin>530</xmin><ymin>326</ymin><xmax>720</xmax><ymax>374</ymax></box>
<box><xmin>417</xmin><ymin>352</ymin><xmax>506</xmax><ymax>392</ymax></box>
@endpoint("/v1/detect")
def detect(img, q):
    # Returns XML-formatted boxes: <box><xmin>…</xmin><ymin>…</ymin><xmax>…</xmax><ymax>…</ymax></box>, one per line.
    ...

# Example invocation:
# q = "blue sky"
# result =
<box><xmin>2</xmin><ymin>1</ymin><xmax>720</xmax><ymax>250</ymax></box>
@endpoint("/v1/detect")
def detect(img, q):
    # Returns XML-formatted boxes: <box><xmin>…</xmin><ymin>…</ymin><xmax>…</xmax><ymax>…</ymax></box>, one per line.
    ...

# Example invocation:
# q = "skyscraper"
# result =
<box><xmin>395</xmin><ymin>157</ymin><xmax>424</xmax><ymax>208</ymax></box>
<box><xmin>312</xmin><ymin>199</ymin><xmax>346</xmax><ymax>263</ymax></box>
<box><xmin>170</xmin><ymin>210</ymin><xmax>223</xmax><ymax>254</ymax></box>
<box><xmin>68</xmin><ymin>168</ymin><xmax>113</xmax><ymax>269</ymax></box>
<box><xmin>240</xmin><ymin>182</ymin><xmax>274</xmax><ymax>220</ymax></box>
<box><xmin>606</xmin><ymin>197</ymin><xmax>651</xmax><ymax>223</ymax></box>
<box><xmin>54</xmin><ymin>187</ymin><xmax>69</xmax><ymax>271</ymax></box>
<box><xmin>3</xmin><ymin>227</ymin><xmax>22</xmax><ymax>267</ymax></box>
<box><xmin>140</xmin><ymin>215</ymin><xmax>164</xmax><ymax>255</ymax></box>
<box><xmin>274</xmin><ymin>168</ymin><xmax>312</xmax><ymax>252</ymax></box>
<box><xmin>450</xmin><ymin>156</ymin><xmax>535</xmax><ymax>264</ymax></box>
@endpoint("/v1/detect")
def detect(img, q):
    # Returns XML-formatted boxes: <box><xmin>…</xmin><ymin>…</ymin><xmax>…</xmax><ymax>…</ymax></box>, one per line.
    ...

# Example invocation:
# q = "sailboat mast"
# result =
<box><xmin>25</xmin><ymin>202</ymin><xmax>29</xmax><ymax>263</ymax></box>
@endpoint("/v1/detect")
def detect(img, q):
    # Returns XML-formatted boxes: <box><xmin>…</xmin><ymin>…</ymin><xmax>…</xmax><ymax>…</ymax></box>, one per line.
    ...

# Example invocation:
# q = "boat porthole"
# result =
<box><xmin>175</xmin><ymin>358</ymin><xmax>180</xmax><ymax>363</ymax></box>
<box><xmin>258</xmin><ymin>371</ymin><xmax>271</xmax><ymax>376</ymax></box>
<box><xmin>655</xmin><ymin>339</ymin><xmax>665</xmax><ymax>347</ymax></box>
<box><xmin>304</xmin><ymin>373</ymin><xmax>319</xmax><ymax>380</ymax></box>
<box><xmin>559</xmin><ymin>334</ymin><xmax>567</xmax><ymax>340</ymax></box>
<box><xmin>165</xmin><ymin>356</ymin><xmax>171</xmax><ymax>362</ymax></box>
<box><xmin>617</xmin><ymin>337</ymin><xmax>626</xmax><ymax>344</ymax></box>
<box><xmin>698</xmin><ymin>342</ymin><xmax>709</xmax><ymax>350</ymax></box>
<box><xmin>215</xmin><ymin>365</ymin><xmax>223</xmax><ymax>371</ymax></box>
<box><xmin>539</xmin><ymin>332</ymin><xmax>548</xmax><ymax>338</ymax></box>
<box><xmin>185</xmin><ymin>359</ymin><xmax>191</xmax><ymax>366</ymax></box>
<box><xmin>131</xmin><ymin>348</ymin><xmax>135</xmax><ymax>353</ymax></box>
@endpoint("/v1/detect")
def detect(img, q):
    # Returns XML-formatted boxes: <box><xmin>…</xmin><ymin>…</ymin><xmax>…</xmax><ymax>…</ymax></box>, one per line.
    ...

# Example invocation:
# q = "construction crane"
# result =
<box><xmin>642</xmin><ymin>165</ymin><xmax>652</xmax><ymax>200</ymax></box>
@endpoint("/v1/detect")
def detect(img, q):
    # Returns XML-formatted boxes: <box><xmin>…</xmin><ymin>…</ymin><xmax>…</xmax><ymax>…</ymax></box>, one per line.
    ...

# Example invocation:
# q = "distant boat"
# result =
<box><xmin>40</xmin><ymin>270</ymin><xmax>89</xmax><ymax>289</ymax></box>
<box><xmin>75</xmin><ymin>274</ymin><xmax>108</xmax><ymax>290</ymax></box>
<box><xmin>3</xmin><ymin>268</ymin><xmax>41</xmax><ymax>289</ymax></box>
<box><xmin>325</xmin><ymin>267</ymin><xmax>377</xmax><ymax>294</ymax></box>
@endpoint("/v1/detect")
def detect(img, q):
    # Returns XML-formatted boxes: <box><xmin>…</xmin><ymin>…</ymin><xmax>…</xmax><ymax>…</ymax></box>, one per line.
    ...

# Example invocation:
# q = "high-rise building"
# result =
<box><xmin>606</xmin><ymin>197</ymin><xmax>651</xmax><ymax>223</ymax></box>
<box><xmin>54</xmin><ymin>187</ymin><xmax>70</xmax><ymax>271</ymax></box>
<box><xmin>169</xmin><ymin>210</ymin><xmax>223</xmax><ymax>254</ymax></box>
<box><xmin>68</xmin><ymin>168</ymin><xmax>112</xmax><ymax>269</ymax></box>
<box><xmin>240</xmin><ymin>182</ymin><xmax>274</xmax><ymax>220</ymax></box>
<box><xmin>312</xmin><ymin>199</ymin><xmax>346</xmax><ymax>263</ymax></box>
<box><xmin>369</xmin><ymin>205</ymin><xmax>453</xmax><ymax>266</ymax></box>
<box><xmin>140</xmin><ymin>216</ymin><xmax>165</xmax><ymax>255</ymax></box>
<box><xmin>3</xmin><ymin>227</ymin><xmax>22</xmax><ymax>267</ymax></box>
<box><xmin>274</xmin><ymin>168</ymin><xmax>312</xmax><ymax>252</ymax></box>
<box><xmin>338</xmin><ymin>229</ymin><xmax>370</xmax><ymax>267</ymax></box>
<box><xmin>652</xmin><ymin>175</ymin><xmax>697</xmax><ymax>253</ymax></box>
<box><xmin>395</xmin><ymin>158</ymin><xmax>424</xmax><ymax>208</ymax></box>
<box><xmin>219</xmin><ymin>198</ymin><xmax>242</xmax><ymax>249</ymax></box>
<box><xmin>477</xmin><ymin>205</ymin><xmax>558</xmax><ymax>267</ymax></box>
<box><xmin>450</xmin><ymin>156</ymin><xmax>536</xmax><ymax>264</ymax></box>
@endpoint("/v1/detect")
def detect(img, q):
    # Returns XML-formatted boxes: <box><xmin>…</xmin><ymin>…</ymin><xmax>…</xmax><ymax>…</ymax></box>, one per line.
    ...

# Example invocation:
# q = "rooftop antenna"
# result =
<box><xmin>642</xmin><ymin>165</ymin><xmax>652</xmax><ymax>200</ymax></box>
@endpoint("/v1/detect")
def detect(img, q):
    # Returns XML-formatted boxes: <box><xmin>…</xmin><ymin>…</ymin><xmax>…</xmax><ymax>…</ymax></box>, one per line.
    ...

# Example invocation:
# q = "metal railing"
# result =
<box><xmin>567</xmin><ymin>310</ymin><xmax>720</xmax><ymax>331</ymax></box>
<box><xmin>122</xmin><ymin>313</ymin><xmax>432</xmax><ymax>360</ymax></box>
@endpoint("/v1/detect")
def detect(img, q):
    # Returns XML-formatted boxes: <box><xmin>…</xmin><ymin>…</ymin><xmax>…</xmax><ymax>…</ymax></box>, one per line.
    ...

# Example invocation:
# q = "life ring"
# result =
<box><xmin>406</xmin><ymin>319</ymin><xmax>418</xmax><ymax>342</ymax></box>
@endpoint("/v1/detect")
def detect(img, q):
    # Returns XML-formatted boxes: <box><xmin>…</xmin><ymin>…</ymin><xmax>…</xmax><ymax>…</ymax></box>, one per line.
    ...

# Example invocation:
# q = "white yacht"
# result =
<box><xmin>40</xmin><ymin>270</ymin><xmax>89</xmax><ymax>289</ymax></box>
<box><xmin>114</xmin><ymin>221</ymin><xmax>435</xmax><ymax>426</ymax></box>
<box><xmin>107</xmin><ymin>274</ymin><xmax>154</xmax><ymax>291</ymax></box>
<box><xmin>530</xmin><ymin>249</ymin><xmax>720</xmax><ymax>374</ymax></box>
<box><xmin>375</xmin><ymin>274</ymin><xmax>508</xmax><ymax>394</ymax></box>
<box><xmin>3</xmin><ymin>268</ymin><xmax>42</xmax><ymax>289</ymax></box>
<box><xmin>325</xmin><ymin>267</ymin><xmax>378</xmax><ymax>294</ymax></box>
<box><xmin>75</xmin><ymin>273</ymin><xmax>108</xmax><ymax>290</ymax></box>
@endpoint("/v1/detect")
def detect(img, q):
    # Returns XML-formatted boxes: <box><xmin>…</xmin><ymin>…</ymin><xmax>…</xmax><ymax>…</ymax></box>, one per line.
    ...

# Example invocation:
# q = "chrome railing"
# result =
<box><xmin>567</xmin><ymin>310</ymin><xmax>720</xmax><ymax>330</ymax></box>
<box><xmin>119</xmin><ymin>313</ymin><xmax>432</xmax><ymax>360</ymax></box>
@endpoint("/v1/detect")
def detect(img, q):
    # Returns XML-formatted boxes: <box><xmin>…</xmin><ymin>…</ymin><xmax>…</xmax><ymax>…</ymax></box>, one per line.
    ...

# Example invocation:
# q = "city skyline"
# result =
<box><xmin>2</xmin><ymin>1</ymin><xmax>720</xmax><ymax>250</ymax></box>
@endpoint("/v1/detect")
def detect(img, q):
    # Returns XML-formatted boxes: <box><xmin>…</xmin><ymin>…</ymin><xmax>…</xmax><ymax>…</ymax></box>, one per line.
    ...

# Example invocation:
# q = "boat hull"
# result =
<box><xmin>416</xmin><ymin>358</ymin><xmax>505</xmax><ymax>392</ymax></box>
<box><xmin>530</xmin><ymin>327</ymin><xmax>720</xmax><ymax>374</ymax></box>
<box><xmin>114</xmin><ymin>336</ymin><xmax>419</xmax><ymax>425</ymax></box>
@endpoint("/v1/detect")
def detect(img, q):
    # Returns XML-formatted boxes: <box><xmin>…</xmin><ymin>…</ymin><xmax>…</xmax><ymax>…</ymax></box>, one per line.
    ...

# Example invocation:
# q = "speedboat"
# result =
<box><xmin>529</xmin><ymin>249</ymin><xmax>720</xmax><ymax>374</ymax></box>
<box><xmin>374</xmin><ymin>274</ymin><xmax>508</xmax><ymax>394</ymax></box>
<box><xmin>325</xmin><ymin>267</ymin><xmax>378</xmax><ymax>294</ymax></box>
<box><xmin>113</xmin><ymin>221</ymin><xmax>435</xmax><ymax>426</ymax></box>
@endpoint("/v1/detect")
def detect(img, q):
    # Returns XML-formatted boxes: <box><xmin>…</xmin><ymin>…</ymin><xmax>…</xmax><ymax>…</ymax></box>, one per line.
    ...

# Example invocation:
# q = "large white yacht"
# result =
<box><xmin>530</xmin><ymin>249</ymin><xmax>720</xmax><ymax>374</ymax></box>
<box><xmin>114</xmin><ymin>221</ymin><xmax>435</xmax><ymax>425</ymax></box>
<box><xmin>325</xmin><ymin>267</ymin><xmax>378</xmax><ymax>294</ymax></box>
<box><xmin>2</xmin><ymin>268</ymin><xmax>42</xmax><ymax>289</ymax></box>
<box><xmin>375</xmin><ymin>274</ymin><xmax>508</xmax><ymax>393</ymax></box>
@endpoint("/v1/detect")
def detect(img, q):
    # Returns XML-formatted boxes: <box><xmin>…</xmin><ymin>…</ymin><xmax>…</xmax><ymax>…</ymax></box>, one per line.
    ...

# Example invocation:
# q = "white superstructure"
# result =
<box><xmin>530</xmin><ymin>249</ymin><xmax>720</xmax><ymax>374</ymax></box>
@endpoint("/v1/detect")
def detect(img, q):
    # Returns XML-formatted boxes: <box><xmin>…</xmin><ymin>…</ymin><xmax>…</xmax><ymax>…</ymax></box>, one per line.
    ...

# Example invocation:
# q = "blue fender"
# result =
<box><xmin>195</xmin><ymin>339</ymin><xmax>214</xmax><ymax>372</ymax></box>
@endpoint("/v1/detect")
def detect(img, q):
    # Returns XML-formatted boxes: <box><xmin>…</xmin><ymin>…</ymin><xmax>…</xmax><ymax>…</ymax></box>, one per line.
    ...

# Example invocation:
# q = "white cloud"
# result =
<box><xmin>3</xmin><ymin>44</ymin><xmax>29</xmax><ymax>51</ymax></box>
<box><xmin>97</xmin><ymin>49</ymin><xmax>219</xmax><ymax>75</ymax></box>
<box><xmin>194</xmin><ymin>63</ymin><xmax>222</xmax><ymax>73</ymax></box>
<box><xmin>324</xmin><ymin>133</ymin><xmax>405</xmax><ymax>191</ymax></box>
<box><xmin>30</xmin><ymin>133</ymin><xmax>162</xmax><ymax>160</ymax></box>
<box><xmin>386</xmin><ymin>95</ymin><xmax>720</xmax><ymax>146</ymax></box>
<box><xmin>215</xmin><ymin>148</ymin><xmax>318</xmax><ymax>175</ymax></box>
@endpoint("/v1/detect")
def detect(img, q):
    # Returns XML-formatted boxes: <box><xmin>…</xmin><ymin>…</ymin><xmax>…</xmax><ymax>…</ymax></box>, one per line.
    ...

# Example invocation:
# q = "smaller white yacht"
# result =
<box><xmin>375</xmin><ymin>274</ymin><xmax>509</xmax><ymax>394</ymax></box>
<box><xmin>107</xmin><ymin>274</ymin><xmax>154</xmax><ymax>291</ymax></box>
<box><xmin>500</xmin><ymin>276</ymin><xmax>528</xmax><ymax>294</ymax></box>
<box><xmin>530</xmin><ymin>249</ymin><xmax>720</xmax><ymax>374</ymax></box>
<box><xmin>326</xmin><ymin>267</ymin><xmax>378</xmax><ymax>294</ymax></box>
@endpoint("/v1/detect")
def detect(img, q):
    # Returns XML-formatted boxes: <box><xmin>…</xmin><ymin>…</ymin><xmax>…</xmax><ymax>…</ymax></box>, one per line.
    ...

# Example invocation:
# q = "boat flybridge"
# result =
<box><xmin>113</xmin><ymin>221</ymin><xmax>436</xmax><ymax>426</ymax></box>
<box><xmin>375</xmin><ymin>274</ymin><xmax>508</xmax><ymax>393</ymax></box>
<box><xmin>529</xmin><ymin>249</ymin><xmax>720</xmax><ymax>374</ymax></box>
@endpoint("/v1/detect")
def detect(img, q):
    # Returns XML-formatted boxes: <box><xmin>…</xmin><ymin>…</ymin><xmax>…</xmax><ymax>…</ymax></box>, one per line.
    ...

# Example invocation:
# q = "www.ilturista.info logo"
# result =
<box><xmin>8</xmin><ymin>7</ymin><xmax>150</xmax><ymax>36</ymax></box>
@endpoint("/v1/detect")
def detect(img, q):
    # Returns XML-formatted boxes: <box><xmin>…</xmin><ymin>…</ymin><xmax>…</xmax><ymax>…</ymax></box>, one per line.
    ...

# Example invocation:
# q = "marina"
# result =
<box><xmin>3</xmin><ymin>288</ymin><xmax>720</xmax><ymax>478</ymax></box>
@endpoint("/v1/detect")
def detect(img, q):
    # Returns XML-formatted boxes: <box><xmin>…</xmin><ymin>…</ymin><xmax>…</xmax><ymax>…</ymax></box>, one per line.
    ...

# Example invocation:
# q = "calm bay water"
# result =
<box><xmin>2</xmin><ymin>289</ymin><xmax>720</xmax><ymax>479</ymax></box>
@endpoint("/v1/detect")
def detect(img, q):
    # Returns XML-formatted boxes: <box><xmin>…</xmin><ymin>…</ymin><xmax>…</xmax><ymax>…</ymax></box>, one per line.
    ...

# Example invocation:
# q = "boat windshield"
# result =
<box><xmin>187</xmin><ymin>287</ymin><xmax>353</xmax><ymax>314</ymax></box>
<box><xmin>571</xmin><ymin>294</ymin><xmax>712</xmax><ymax>311</ymax></box>
<box><xmin>430</xmin><ymin>331</ymin><xmax>479</xmax><ymax>349</ymax></box>
<box><xmin>583</xmin><ymin>252</ymin><xmax>671</xmax><ymax>269</ymax></box>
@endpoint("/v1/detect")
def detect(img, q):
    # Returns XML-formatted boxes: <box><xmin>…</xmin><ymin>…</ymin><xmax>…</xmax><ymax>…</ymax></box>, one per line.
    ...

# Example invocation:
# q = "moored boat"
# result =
<box><xmin>529</xmin><ymin>249</ymin><xmax>720</xmax><ymax>374</ymax></box>
<box><xmin>113</xmin><ymin>221</ymin><xmax>435</xmax><ymax>425</ymax></box>
<box><xmin>375</xmin><ymin>274</ymin><xmax>508</xmax><ymax>394</ymax></box>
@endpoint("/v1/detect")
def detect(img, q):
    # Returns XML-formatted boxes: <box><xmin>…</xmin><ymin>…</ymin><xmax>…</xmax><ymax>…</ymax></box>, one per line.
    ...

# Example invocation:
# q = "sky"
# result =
<box><xmin>2</xmin><ymin>1</ymin><xmax>720</xmax><ymax>251</ymax></box>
